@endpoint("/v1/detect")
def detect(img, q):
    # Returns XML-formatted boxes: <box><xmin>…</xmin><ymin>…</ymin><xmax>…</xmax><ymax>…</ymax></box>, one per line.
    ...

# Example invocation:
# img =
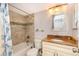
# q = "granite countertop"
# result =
<box><xmin>43</xmin><ymin>35</ymin><xmax>78</xmax><ymax>47</ymax></box>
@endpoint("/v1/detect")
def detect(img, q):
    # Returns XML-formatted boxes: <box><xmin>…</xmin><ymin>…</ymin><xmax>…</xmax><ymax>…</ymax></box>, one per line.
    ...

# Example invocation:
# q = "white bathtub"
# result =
<box><xmin>12</xmin><ymin>42</ymin><xmax>33</xmax><ymax>56</ymax></box>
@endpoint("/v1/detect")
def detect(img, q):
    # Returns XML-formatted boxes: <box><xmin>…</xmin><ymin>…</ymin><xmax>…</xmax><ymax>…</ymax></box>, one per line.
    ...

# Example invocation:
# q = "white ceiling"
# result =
<box><xmin>9</xmin><ymin>5</ymin><xmax>28</xmax><ymax>16</ymax></box>
<box><xmin>9</xmin><ymin>3</ymin><xmax>62</xmax><ymax>15</ymax></box>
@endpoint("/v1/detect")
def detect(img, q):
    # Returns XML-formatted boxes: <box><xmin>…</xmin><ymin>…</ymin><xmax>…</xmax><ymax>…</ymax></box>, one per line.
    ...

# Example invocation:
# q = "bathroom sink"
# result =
<box><xmin>51</xmin><ymin>39</ymin><xmax>64</xmax><ymax>43</ymax></box>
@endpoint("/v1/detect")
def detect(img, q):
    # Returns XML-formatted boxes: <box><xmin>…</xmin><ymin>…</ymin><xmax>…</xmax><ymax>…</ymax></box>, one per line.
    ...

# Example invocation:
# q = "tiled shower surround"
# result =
<box><xmin>9</xmin><ymin>11</ymin><xmax>34</xmax><ymax>45</ymax></box>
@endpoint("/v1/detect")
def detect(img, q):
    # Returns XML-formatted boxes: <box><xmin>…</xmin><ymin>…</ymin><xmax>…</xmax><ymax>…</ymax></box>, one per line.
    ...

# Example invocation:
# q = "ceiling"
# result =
<box><xmin>9</xmin><ymin>3</ymin><xmax>62</xmax><ymax>16</ymax></box>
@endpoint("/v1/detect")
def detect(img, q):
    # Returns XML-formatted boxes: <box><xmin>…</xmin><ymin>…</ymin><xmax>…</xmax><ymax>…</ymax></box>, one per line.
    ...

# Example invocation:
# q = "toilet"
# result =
<box><xmin>27</xmin><ymin>48</ymin><xmax>38</xmax><ymax>56</ymax></box>
<box><xmin>27</xmin><ymin>39</ymin><xmax>42</xmax><ymax>56</ymax></box>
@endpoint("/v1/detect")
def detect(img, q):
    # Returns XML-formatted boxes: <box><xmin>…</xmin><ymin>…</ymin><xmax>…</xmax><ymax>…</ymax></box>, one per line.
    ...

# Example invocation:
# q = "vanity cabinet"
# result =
<box><xmin>42</xmin><ymin>41</ymin><xmax>79</xmax><ymax>56</ymax></box>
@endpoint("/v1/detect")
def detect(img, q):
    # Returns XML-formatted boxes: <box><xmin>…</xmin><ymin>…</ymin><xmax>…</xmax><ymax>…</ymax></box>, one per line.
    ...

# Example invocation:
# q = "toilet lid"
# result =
<box><xmin>27</xmin><ymin>48</ymin><xmax>38</xmax><ymax>56</ymax></box>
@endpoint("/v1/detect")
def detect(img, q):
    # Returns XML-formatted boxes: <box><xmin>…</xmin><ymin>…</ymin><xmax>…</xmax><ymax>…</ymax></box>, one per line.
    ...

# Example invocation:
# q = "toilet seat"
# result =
<box><xmin>27</xmin><ymin>48</ymin><xmax>38</xmax><ymax>56</ymax></box>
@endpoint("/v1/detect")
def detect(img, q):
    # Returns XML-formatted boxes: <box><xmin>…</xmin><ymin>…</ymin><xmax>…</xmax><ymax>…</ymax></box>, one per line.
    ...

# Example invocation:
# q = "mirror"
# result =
<box><xmin>52</xmin><ymin>12</ymin><xmax>66</xmax><ymax>31</ymax></box>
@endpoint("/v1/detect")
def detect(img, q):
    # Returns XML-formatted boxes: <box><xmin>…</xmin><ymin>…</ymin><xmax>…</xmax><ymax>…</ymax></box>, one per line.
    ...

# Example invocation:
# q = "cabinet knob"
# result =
<box><xmin>53</xmin><ymin>53</ymin><xmax>58</xmax><ymax>56</ymax></box>
<box><xmin>72</xmin><ymin>48</ymin><xmax>77</xmax><ymax>53</ymax></box>
<box><xmin>53</xmin><ymin>53</ymin><xmax>55</xmax><ymax>56</ymax></box>
<box><xmin>56</xmin><ymin>53</ymin><xmax>58</xmax><ymax>56</ymax></box>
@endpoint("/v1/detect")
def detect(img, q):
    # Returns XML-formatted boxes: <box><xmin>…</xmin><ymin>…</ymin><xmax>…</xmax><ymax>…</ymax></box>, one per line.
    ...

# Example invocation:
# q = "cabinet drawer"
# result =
<box><xmin>43</xmin><ymin>41</ymin><xmax>76</xmax><ymax>49</ymax></box>
<box><xmin>42</xmin><ymin>49</ymin><xmax>55</xmax><ymax>56</ymax></box>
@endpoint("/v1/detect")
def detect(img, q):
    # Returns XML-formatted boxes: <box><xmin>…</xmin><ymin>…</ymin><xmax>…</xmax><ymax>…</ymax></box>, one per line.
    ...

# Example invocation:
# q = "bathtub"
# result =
<box><xmin>12</xmin><ymin>42</ymin><xmax>33</xmax><ymax>56</ymax></box>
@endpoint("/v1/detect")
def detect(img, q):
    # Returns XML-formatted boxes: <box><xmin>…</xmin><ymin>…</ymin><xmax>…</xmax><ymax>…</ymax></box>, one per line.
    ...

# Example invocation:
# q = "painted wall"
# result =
<box><xmin>34</xmin><ymin>4</ymin><xmax>77</xmax><ymax>40</ymax></box>
<box><xmin>77</xmin><ymin>4</ymin><xmax>79</xmax><ymax>48</ymax></box>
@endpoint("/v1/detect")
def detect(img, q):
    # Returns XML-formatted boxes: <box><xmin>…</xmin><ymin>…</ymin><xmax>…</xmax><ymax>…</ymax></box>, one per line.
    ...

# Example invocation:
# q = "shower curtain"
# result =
<box><xmin>0</xmin><ymin>3</ymin><xmax>12</xmax><ymax>56</ymax></box>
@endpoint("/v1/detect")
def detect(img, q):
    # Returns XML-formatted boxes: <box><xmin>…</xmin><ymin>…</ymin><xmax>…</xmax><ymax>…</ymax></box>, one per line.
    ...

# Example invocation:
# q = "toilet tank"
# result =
<box><xmin>34</xmin><ymin>39</ymin><xmax>42</xmax><ymax>49</ymax></box>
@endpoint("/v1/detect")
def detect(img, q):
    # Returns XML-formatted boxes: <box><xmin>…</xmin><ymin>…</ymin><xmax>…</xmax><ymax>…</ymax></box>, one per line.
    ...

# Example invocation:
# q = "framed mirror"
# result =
<box><xmin>52</xmin><ymin>12</ymin><xmax>66</xmax><ymax>31</ymax></box>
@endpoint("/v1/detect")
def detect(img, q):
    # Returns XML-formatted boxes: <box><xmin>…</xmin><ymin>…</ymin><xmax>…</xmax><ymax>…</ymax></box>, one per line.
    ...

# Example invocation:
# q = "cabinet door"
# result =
<box><xmin>58</xmin><ymin>50</ymin><xmax>79</xmax><ymax>56</ymax></box>
<box><xmin>42</xmin><ymin>42</ymin><xmax>56</xmax><ymax>56</ymax></box>
<box><xmin>57</xmin><ymin>50</ymin><xmax>73</xmax><ymax>56</ymax></box>
<box><xmin>42</xmin><ymin>48</ymin><xmax>55</xmax><ymax>56</ymax></box>
<box><xmin>42</xmin><ymin>41</ymin><xmax>79</xmax><ymax>56</ymax></box>
<box><xmin>54</xmin><ymin>44</ymin><xmax>78</xmax><ymax>56</ymax></box>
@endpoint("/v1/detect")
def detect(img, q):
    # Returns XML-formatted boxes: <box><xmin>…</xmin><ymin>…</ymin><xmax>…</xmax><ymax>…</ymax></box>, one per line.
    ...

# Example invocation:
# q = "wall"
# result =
<box><xmin>11</xmin><ymin>24</ymin><xmax>26</xmax><ymax>45</ymax></box>
<box><xmin>34</xmin><ymin>10</ymin><xmax>49</xmax><ymax>40</ymax></box>
<box><xmin>9</xmin><ymin>10</ymin><xmax>26</xmax><ymax>24</ymax></box>
<box><xmin>9</xmin><ymin>10</ymin><xmax>34</xmax><ymax>45</ymax></box>
<box><xmin>9</xmin><ymin>11</ymin><xmax>26</xmax><ymax>45</ymax></box>
<box><xmin>34</xmin><ymin>4</ymin><xmax>78</xmax><ymax>40</ymax></box>
<box><xmin>25</xmin><ymin>15</ymin><xmax>34</xmax><ymax>43</ymax></box>
<box><xmin>72</xmin><ymin>4</ymin><xmax>78</xmax><ymax>40</ymax></box>
<box><xmin>77</xmin><ymin>4</ymin><xmax>79</xmax><ymax>48</ymax></box>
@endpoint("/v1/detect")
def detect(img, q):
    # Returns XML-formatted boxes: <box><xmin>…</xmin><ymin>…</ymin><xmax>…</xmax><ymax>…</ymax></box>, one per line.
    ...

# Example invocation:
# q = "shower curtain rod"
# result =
<box><xmin>8</xmin><ymin>4</ymin><xmax>30</xmax><ymax>15</ymax></box>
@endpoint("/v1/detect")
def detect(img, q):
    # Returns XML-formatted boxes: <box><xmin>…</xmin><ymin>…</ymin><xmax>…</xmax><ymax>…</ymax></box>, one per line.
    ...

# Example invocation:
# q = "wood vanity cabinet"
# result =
<box><xmin>42</xmin><ymin>41</ymin><xmax>79</xmax><ymax>56</ymax></box>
